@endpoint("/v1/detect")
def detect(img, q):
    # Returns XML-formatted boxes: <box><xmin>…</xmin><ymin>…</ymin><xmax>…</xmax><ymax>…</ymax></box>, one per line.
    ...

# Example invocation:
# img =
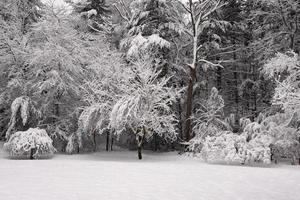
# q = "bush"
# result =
<box><xmin>200</xmin><ymin>131</ymin><xmax>272</xmax><ymax>165</ymax></box>
<box><xmin>200</xmin><ymin>132</ymin><xmax>246</xmax><ymax>164</ymax></box>
<box><xmin>4</xmin><ymin>128</ymin><xmax>56</xmax><ymax>159</ymax></box>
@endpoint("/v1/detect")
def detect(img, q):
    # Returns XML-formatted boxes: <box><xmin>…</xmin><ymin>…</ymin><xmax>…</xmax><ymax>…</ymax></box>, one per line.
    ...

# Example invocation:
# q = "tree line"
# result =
<box><xmin>0</xmin><ymin>0</ymin><xmax>300</xmax><ymax>162</ymax></box>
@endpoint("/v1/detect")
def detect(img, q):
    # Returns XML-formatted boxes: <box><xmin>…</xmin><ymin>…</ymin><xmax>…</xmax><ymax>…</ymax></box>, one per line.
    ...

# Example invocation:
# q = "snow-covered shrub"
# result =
<box><xmin>201</xmin><ymin>131</ymin><xmax>273</xmax><ymax>165</ymax></box>
<box><xmin>201</xmin><ymin>132</ymin><xmax>245</xmax><ymax>164</ymax></box>
<box><xmin>242</xmin><ymin>134</ymin><xmax>273</xmax><ymax>164</ymax></box>
<box><xmin>4</xmin><ymin>128</ymin><xmax>56</xmax><ymax>159</ymax></box>
<box><xmin>272</xmin><ymin>139</ymin><xmax>300</xmax><ymax>164</ymax></box>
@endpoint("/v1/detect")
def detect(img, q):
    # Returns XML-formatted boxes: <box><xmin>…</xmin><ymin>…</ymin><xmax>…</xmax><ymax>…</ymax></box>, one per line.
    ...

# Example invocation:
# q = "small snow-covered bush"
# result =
<box><xmin>201</xmin><ymin>132</ymin><xmax>273</xmax><ymax>165</ymax></box>
<box><xmin>4</xmin><ymin>128</ymin><xmax>56</xmax><ymax>159</ymax></box>
<box><xmin>200</xmin><ymin>132</ymin><xmax>245</xmax><ymax>164</ymax></box>
<box><xmin>272</xmin><ymin>139</ymin><xmax>300</xmax><ymax>165</ymax></box>
<box><xmin>241</xmin><ymin>134</ymin><xmax>273</xmax><ymax>164</ymax></box>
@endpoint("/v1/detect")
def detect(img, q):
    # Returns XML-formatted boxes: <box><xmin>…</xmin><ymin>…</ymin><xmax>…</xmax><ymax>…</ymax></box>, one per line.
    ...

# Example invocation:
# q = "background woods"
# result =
<box><xmin>0</xmin><ymin>0</ymin><xmax>300</xmax><ymax>163</ymax></box>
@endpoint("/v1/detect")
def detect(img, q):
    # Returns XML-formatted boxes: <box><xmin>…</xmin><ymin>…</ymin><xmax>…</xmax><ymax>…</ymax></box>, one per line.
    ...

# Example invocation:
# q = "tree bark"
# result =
<box><xmin>138</xmin><ymin>143</ymin><xmax>142</xmax><ymax>160</ymax></box>
<box><xmin>137</xmin><ymin>127</ymin><xmax>145</xmax><ymax>159</ymax></box>
<box><xmin>137</xmin><ymin>135</ymin><xmax>143</xmax><ymax>160</ymax></box>
<box><xmin>110</xmin><ymin>137</ymin><xmax>114</xmax><ymax>151</ymax></box>
<box><xmin>184</xmin><ymin>67</ymin><xmax>196</xmax><ymax>141</ymax></box>
<box><xmin>93</xmin><ymin>131</ymin><xmax>97</xmax><ymax>152</ymax></box>
<box><xmin>106</xmin><ymin>131</ymin><xmax>109</xmax><ymax>151</ymax></box>
<box><xmin>30</xmin><ymin>148</ymin><xmax>35</xmax><ymax>159</ymax></box>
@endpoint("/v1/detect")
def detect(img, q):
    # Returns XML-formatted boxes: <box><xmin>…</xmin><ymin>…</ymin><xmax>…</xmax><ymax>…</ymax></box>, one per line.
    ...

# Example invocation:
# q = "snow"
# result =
<box><xmin>0</xmin><ymin>142</ymin><xmax>299</xmax><ymax>200</ymax></box>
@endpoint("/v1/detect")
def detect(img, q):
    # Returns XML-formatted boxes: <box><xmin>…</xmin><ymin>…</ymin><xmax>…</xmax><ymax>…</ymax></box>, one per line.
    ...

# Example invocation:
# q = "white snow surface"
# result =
<box><xmin>0</xmin><ymin>142</ymin><xmax>299</xmax><ymax>200</ymax></box>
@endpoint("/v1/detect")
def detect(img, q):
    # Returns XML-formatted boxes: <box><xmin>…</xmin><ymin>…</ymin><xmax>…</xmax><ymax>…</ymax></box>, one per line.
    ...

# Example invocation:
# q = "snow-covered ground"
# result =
<box><xmin>0</xmin><ymin>143</ymin><xmax>299</xmax><ymax>200</ymax></box>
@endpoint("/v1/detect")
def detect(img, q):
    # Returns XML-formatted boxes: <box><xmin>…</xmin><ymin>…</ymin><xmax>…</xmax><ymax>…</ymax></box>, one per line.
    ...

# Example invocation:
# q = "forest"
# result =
<box><xmin>1</xmin><ymin>0</ymin><xmax>300</xmax><ymax>199</ymax></box>
<box><xmin>0</xmin><ymin>0</ymin><xmax>300</xmax><ymax>165</ymax></box>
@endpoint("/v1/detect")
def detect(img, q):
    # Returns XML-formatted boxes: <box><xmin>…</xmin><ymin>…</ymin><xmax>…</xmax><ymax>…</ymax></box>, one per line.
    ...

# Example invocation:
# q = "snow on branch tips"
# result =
<box><xmin>6</xmin><ymin>96</ymin><xmax>40</xmax><ymax>139</ymax></box>
<box><xmin>76</xmin><ymin>104</ymin><xmax>110</xmax><ymax>150</ymax></box>
<box><xmin>187</xmin><ymin>87</ymin><xmax>231</xmax><ymax>153</ymax></box>
<box><xmin>4</xmin><ymin>128</ymin><xmax>56</xmax><ymax>159</ymax></box>
<box><xmin>262</xmin><ymin>51</ymin><xmax>300</xmax><ymax>111</ymax></box>
<box><xmin>109</xmin><ymin>57</ymin><xmax>179</xmax><ymax>159</ymax></box>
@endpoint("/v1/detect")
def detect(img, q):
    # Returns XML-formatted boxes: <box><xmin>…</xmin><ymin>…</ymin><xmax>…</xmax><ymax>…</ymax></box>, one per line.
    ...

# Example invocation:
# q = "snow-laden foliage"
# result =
<box><xmin>201</xmin><ymin>110</ymin><xmax>300</xmax><ymax>165</ymax></box>
<box><xmin>6</xmin><ymin>96</ymin><xmax>39</xmax><ymax>139</ymax></box>
<box><xmin>75</xmin><ymin>104</ymin><xmax>110</xmax><ymax>149</ymax></box>
<box><xmin>201</xmin><ymin>130</ymin><xmax>273</xmax><ymax>165</ymax></box>
<box><xmin>121</xmin><ymin>33</ymin><xmax>171</xmax><ymax>58</ymax></box>
<box><xmin>120</xmin><ymin>0</ymin><xmax>178</xmax><ymax>59</ymax></box>
<box><xmin>66</xmin><ymin>0</ymin><xmax>112</xmax><ymax>34</ymax></box>
<box><xmin>4</xmin><ymin>128</ymin><xmax>56</xmax><ymax>159</ymax></box>
<box><xmin>188</xmin><ymin>87</ymin><xmax>230</xmax><ymax>153</ymax></box>
<box><xmin>109</xmin><ymin>57</ymin><xmax>179</xmax><ymax>142</ymax></box>
<box><xmin>262</xmin><ymin>51</ymin><xmax>300</xmax><ymax>112</ymax></box>
<box><xmin>10</xmin><ymin>6</ymin><xmax>108</xmax><ymax>148</ymax></box>
<box><xmin>201</xmin><ymin>132</ymin><xmax>246</xmax><ymax>164</ymax></box>
<box><xmin>71</xmin><ymin>39</ymin><xmax>128</xmax><ymax>151</ymax></box>
<box><xmin>260</xmin><ymin>51</ymin><xmax>300</xmax><ymax>164</ymax></box>
<box><xmin>78</xmin><ymin>104</ymin><xmax>109</xmax><ymax>135</ymax></box>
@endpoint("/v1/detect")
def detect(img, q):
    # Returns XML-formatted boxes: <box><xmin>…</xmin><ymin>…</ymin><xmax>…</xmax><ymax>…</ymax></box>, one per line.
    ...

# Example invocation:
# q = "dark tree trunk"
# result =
<box><xmin>184</xmin><ymin>67</ymin><xmax>196</xmax><ymax>141</ymax></box>
<box><xmin>110</xmin><ymin>137</ymin><xmax>113</xmax><ymax>151</ymax></box>
<box><xmin>137</xmin><ymin>135</ymin><xmax>143</xmax><ymax>160</ymax></box>
<box><xmin>137</xmin><ymin>127</ymin><xmax>145</xmax><ymax>160</ymax></box>
<box><xmin>138</xmin><ymin>144</ymin><xmax>142</xmax><ymax>160</ymax></box>
<box><xmin>153</xmin><ymin>133</ymin><xmax>157</xmax><ymax>151</ymax></box>
<box><xmin>30</xmin><ymin>148</ymin><xmax>35</xmax><ymax>159</ymax></box>
<box><xmin>106</xmin><ymin>131</ymin><xmax>109</xmax><ymax>151</ymax></box>
<box><xmin>93</xmin><ymin>131</ymin><xmax>97</xmax><ymax>152</ymax></box>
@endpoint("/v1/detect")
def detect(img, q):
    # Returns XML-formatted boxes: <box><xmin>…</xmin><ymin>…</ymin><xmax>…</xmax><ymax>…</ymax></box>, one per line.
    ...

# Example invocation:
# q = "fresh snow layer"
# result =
<box><xmin>0</xmin><ymin>144</ymin><xmax>299</xmax><ymax>200</ymax></box>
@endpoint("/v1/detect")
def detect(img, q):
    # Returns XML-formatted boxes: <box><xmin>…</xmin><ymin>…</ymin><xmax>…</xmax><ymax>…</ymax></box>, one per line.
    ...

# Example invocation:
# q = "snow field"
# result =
<box><xmin>0</xmin><ymin>148</ymin><xmax>299</xmax><ymax>200</ymax></box>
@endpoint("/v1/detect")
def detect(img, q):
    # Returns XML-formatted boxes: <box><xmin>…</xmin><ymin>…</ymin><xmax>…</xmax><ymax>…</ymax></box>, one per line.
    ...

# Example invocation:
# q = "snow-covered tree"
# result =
<box><xmin>70</xmin><ymin>40</ymin><xmax>128</xmax><ymax>153</ymax></box>
<box><xmin>174</xmin><ymin>0</ymin><xmax>229</xmax><ymax>141</ymax></box>
<box><xmin>120</xmin><ymin>0</ymin><xmax>178</xmax><ymax>59</ymax></box>
<box><xmin>0</xmin><ymin>0</ymin><xmax>42</xmax><ymax>137</ymax></box>
<box><xmin>249</xmin><ymin>0</ymin><xmax>300</xmax><ymax>60</ymax></box>
<box><xmin>188</xmin><ymin>87</ymin><xmax>230</xmax><ymax>153</ymax></box>
<box><xmin>4</xmin><ymin>128</ymin><xmax>56</xmax><ymax>159</ymax></box>
<box><xmin>66</xmin><ymin>0</ymin><xmax>111</xmax><ymax>33</ymax></box>
<box><xmin>261</xmin><ymin>51</ymin><xmax>300</xmax><ymax>164</ymax></box>
<box><xmin>22</xmin><ymin>6</ymin><xmax>106</xmax><ymax>144</ymax></box>
<box><xmin>262</xmin><ymin>51</ymin><xmax>300</xmax><ymax>112</ymax></box>
<box><xmin>1</xmin><ymin>4</ymin><xmax>112</xmax><ymax>151</ymax></box>
<box><xmin>109</xmin><ymin>57</ymin><xmax>179</xmax><ymax>159</ymax></box>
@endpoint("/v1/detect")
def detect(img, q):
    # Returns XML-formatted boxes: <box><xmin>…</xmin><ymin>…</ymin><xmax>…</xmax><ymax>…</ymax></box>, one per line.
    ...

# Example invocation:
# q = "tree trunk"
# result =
<box><xmin>136</xmin><ymin>127</ymin><xmax>146</xmax><ymax>160</ymax></box>
<box><xmin>106</xmin><ymin>131</ymin><xmax>109</xmax><ymax>151</ymax></box>
<box><xmin>153</xmin><ymin>133</ymin><xmax>157</xmax><ymax>151</ymax></box>
<box><xmin>93</xmin><ymin>131</ymin><xmax>97</xmax><ymax>152</ymax></box>
<box><xmin>184</xmin><ymin>67</ymin><xmax>196</xmax><ymax>141</ymax></box>
<box><xmin>137</xmin><ymin>135</ymin><xmax>143</xmax><ymax>160</ymax></box>
<box><xmin>138</xmin><ymin>143</ymin><xmax>142</xmax><ymax>160</ymax></box>
<box><xmin>30</xmin><ymin>148</ymin><xmax>35</xmax><ymax>159</ymax></box>
<box><xmin>110</xmin><ymin>137</ymin><xmax>114</xmax><ymax>151</ymax></box>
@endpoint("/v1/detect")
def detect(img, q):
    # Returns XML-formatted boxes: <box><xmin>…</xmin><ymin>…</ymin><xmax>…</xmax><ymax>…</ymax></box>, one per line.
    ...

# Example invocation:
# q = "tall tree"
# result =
<box><xmin>175</xmin><ymin>0</ymin><xmax>228</xmax><ymax>141</ymax></box>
